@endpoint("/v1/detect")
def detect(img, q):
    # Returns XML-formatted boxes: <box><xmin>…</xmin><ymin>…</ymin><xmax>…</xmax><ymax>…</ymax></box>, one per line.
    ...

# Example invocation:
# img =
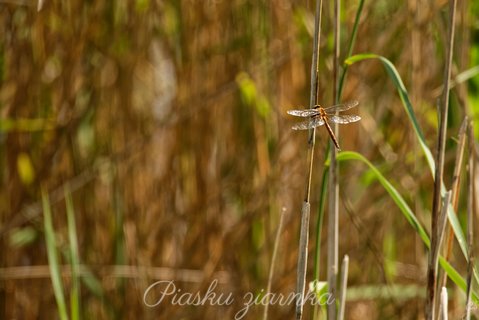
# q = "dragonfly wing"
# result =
<box><xmin>328</xmin><ymin>115</ymin><xmax>361</xmax><ymax>124</ymax></box>
<box><xmin>287</xmin><ymin>109</ymin><xmax>320</xmax><ymax>117</ymax></box>
<box><xmin>323</xmin><ymin>100</ymin><xmax>359</xmax><ymax>112</ymax></box>
<box><xmin>292</xmin><ymin>117</ymin><xmax>325</xmax><ymax>130</ymax></box>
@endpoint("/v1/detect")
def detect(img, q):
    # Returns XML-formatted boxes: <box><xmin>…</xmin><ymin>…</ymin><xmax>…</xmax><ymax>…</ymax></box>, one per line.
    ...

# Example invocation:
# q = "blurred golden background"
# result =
<box><xmin>1</xmin><ymin>0</ymin><xmax>478</xmax><ymax>319</ymax></box>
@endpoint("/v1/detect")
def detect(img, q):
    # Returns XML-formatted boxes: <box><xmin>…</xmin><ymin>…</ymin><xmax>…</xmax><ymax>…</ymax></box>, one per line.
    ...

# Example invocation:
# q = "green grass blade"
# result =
<box><xmin>345</xmin><ymin>54</ymin><xmax>435</xmax><ymax>173</ymax></box>
<box><xmin>336</xmin><ymin>151</ymin><xmax>479</xmax><ymax>303</ymax></box>
<box><xmin>446</xmin><ymin>203</ymin><xmax>468</xmax><ymax>259</ymax></box>
<box><xmin>65</xmin><ymin>188</ymin><xmax>81</xmax><ymax>320</ymax></box>
<box><xmin>344</xmin><ymin>54</ymin><xmax>479</xmax><ymax>288</ymax></box>
<box><xmin>335</xmin><ymin>152</ymin><xmax>429</xmax><ymax>246</ymax></box>
<box><xmin>439</xmin><ymin>257</ymin><xmax>479</xmax><ymax>304</ymax></box>
<box><xmin>42</xmin><ymin>190</ymin><xmax>69</xmax><ymax>320</ymax></box>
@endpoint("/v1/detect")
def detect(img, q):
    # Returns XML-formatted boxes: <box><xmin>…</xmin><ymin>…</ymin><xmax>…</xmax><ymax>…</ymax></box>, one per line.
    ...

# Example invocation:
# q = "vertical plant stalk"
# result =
<box><xmin>440</xmin><ymin>118</ymin><xmax>468</xmax><ymax>290</ymax></box>
<box><xmin>338</xmin><ymin>255</ymin><xmax>349</xmax><ymax>320</ymax></box>
<box><xmin>296</xmin><ymin>1</ymin><xmax>323</xmax><ymax>319</ymax></box>
<box><xmin>465</xmin><ymin>121</ymin><xmax>475</xmax><ymax>320</ymax></box>
<box><xmin>437</xmin><ymin>192</ymin><xmax>452</xmax><ymax>267</ymax></box>
<box><xmin>427</xmin><ymin>0</ymin><xmax>457</xmax><ymax>319</ymax></box>
<box><xmin>337</xmin><ymin>0</ymin><xmax>365</xmax><ymax>99</ymax></box>
<box><xmin>42</xmin><ymin>190</ymin><xmax>69</xmax><ymax>320</ymax></box>
<box><xmin>428</xmin><ymin>190</ymin><xmax>453</xmax><ymax>319</ymax></box>
<box><xmin>65</xmin><ymin>187</ymin><xmax>81</xmax><ymax>320</ymax></box>
<box><xmin>263</xmin><ymin>209</ymin><xmax>286</xmax><ymax>320</ymax></box>
<box><xmin>296</xmin><ymin>202</ymin><xmax>311</xmax><ymax>320</ymax></box>
<box><xmin>327</xmin><ymin>0</ymin><xmax>340</xmax><ymax>318</ymax></box>
<box><xmin>37</xmin><ymin>0</ymin><xmax>44</xmax><ymax>11</ymax></box>
<box><xmin>313</xmin><ymin>170</ymin><xmax>328</xmax><ymax>319</ymax></box>
<box><xmin>313</xmin><ymin>2</ymin><xmax>364</xmax><ymax>318</ymax></box>
<box><xmin>315</xmin><ymin>0</ymin><xmax>364</xmax><ymax>285</ymax></box>
<box><xmin>439</xmin><ymin>287</ymin><xmax>448</xmax><ymax>320</ymax></box>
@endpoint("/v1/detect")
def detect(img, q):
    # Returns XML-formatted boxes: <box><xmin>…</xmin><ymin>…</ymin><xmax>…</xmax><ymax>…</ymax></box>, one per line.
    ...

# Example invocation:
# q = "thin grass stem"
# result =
<box><xmin>65</xmin><ymin>187</ymin><xmax>81</xmax><ymax>320</ymax></box>
<box><xmin>427</xmin><ymin>0</ymin><xmax>458</xmax><ymax>318</ymax></box>
<box><xmin>296</xmin><ymin>1</ymin><xmax>323</xmax><ymax>318</ymax></box>
<box><xmin>465</xmin><ymin>121</ymin><xmax>475</xmax><ymax>320</ymax></box>
<box><xmin>439</xmin><ymin>287</ymin><xmax>448</xmax><ymax>320</ymax></box>
<box><xmin>42</xmin><ymin>190</ymin><xmax>69</xmax><ymax>320</ymax></box>
<box><xmin>430</xmin><ymin>190</ymin><xmax>452</xmax><ymax>318</ymax></box>
<box><xmin>440</xmin><ymin>118</ymin><xmax>468</xmax><ymax>289</ymax></box>
<box><xmin>327</xmin><ymin>0</ymin><xmax>340</xmax><ymax>318</ymax></box>
<box><xmin>337</xmin><ymin>0</ymin><xmax>365</xmax><ymax>101</ymax></box>
<box><xmin>338</xmin><ymin>255</ymin><xmax>349</xmax><ymax>320</ymax></box>
<box><xmin>263</xmin><ymin>208</ymin><xmax>286</xmax><ymax>320</ymax></box>
<box><xmin>313</xmin><ymin>169</ymin><xmax>328</xmax><ymax>281</ymax></box>
<box><xmin>313</xmin><ymin>170</ymin><xmax>328</xmax><ymax>320</ymax></box>
<box><xmin>312</xmin><ymin>3</ymin><xmax>364</xmax><ymax>316</ymax></box>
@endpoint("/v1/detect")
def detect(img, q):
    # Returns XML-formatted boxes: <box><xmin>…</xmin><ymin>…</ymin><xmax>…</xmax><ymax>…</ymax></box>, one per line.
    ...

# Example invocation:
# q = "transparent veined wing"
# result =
<box><xmin>328</xmin><ymin>115</ymin><xmax>361</xmax><ymax>124</ymax></box>
<box><xmin>287</xmin><ymin>109</ymin><xmax>320</xmax><ymax>117</ymax></box>
<box><xmin>323</xmin><ymin>100</ymin><xmax>359</xmax><ymax>113</ymax></box>
<box><xmin>291</xmin><ymin>117</ymin><xmax>325</xmax><ymax>130</ymax></box>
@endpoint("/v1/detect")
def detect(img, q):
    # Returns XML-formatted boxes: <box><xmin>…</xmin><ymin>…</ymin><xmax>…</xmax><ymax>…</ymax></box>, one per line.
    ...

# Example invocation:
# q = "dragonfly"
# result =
<box><xmin>287</xmin><ymin>100</ymin><xmax>360</xmax><ymax>150</ymax></box>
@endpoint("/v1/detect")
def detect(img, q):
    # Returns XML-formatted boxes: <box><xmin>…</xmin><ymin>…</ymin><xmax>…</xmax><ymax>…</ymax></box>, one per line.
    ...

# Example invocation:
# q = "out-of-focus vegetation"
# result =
<box><xmin>0</xmin><ymin>0</ymin><xmax>478</xmax><ymax>319</ymax></box>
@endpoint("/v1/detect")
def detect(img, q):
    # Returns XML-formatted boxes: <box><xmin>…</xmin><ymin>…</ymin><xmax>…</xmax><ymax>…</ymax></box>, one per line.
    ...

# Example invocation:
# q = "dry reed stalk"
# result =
<box><xmin>430</xmin><ymin>191</ymin><xmax>452</xmax><ymax>318</ymax></box>
<box><xmin>262</xmin><ymin>208</ymin><xmax>285</xmax><ymax>320</ymax></box>
<box><xmin>440</xmin><ymin>118</ymin><xmax>467</xmax><ymax>290</ymax></box>
<box><xmin>337</xmin><ymin>255</ymin><xmax>349</xmax><ymax>320</ymax></box>
<box><xmin>465</xmin><ymin>121</ymin><xmax>475</xmax><ymax>320</ymax></box>
<box><xmin>427</xmin><ymin>0</ymin><xmax>457</xmax><ymax>318</ymax></box>
<box><xmin>327</xmin><ymin>0</ymin><xmax>340</xmax><ymax>318</ymax></box>
<box><xmin>439</xmin><ymin>287</ymin><xmax>448</xmax><ymax>320</ymax></box>
<box><xmin>295</xmin><ymin>1</ymin><xmax>323</xmax><ymax>319</ymax></box>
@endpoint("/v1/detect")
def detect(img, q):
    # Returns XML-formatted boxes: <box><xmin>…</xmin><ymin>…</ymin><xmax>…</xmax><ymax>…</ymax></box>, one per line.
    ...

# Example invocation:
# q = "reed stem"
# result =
<box><xmin>465</xmin><ymin>121</ymin><xmax>475</xmax><ymax>320</ymax></box>
<box><xmin>263</xmin><ymin>209</ymin><xmax>286</xmax><ymax>320</ymax></box>
<box><xmin>295</xmin><ymin>1</ymin><xmax>323</xmax><ymax>319</ymax></box>
<box><xmin>327</xmin><ymin>0</ymin><xmax>340</xmax><ymax>318</ymax></box>
<box><xmin>427</xmin><ymin>0</ymin><xmax>457</xmax><ymax>318</ymax></box>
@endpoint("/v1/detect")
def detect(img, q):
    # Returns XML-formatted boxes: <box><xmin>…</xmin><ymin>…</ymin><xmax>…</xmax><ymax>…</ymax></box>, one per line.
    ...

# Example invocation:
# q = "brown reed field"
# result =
<box><xmin>0</xmin><ymin>0</ymin><xmax>478</xmax><ymax>319</ymax></box>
